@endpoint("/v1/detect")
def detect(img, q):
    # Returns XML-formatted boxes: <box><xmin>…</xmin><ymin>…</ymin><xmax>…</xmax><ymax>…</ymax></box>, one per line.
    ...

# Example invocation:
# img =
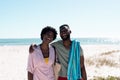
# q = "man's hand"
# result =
<box><xmin>29</xmin><ymin>44</ymin><xmax>37</xmax><ymax>53</ymax></box>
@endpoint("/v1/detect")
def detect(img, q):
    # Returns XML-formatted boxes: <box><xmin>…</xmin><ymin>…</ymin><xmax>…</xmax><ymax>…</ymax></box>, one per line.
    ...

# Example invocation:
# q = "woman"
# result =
<box><xmin>27</xmin><ymin>26</ymin><xmax>57</xmax><ymax>80</ymax></box>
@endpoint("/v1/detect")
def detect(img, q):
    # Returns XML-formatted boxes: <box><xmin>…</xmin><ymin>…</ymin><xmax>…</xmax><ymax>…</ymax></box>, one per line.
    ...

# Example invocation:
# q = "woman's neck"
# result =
<box><xmin>40</xmin><ymin>43</ymin><xmax>49</xmax><ymax>58</ymax></box>
<box><xmin>40</xmin><ymin>43</ymin><xmax>49</xmax><ymax>50</ymax></box>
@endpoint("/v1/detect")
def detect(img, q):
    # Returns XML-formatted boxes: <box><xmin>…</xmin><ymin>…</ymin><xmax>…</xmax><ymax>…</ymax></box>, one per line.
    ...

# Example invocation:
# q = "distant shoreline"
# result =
<box><xmin>0</xmin><ymin>38</ymin><xmax>120</xmax><ymax>46</ymax></box>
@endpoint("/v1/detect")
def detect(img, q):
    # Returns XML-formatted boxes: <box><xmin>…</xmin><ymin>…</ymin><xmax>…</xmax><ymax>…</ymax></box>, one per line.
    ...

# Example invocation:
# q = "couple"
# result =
<box><xmin>27</xmin><ymin>24</ymin><xmax>87</xmax><ymax>80</ymax></box>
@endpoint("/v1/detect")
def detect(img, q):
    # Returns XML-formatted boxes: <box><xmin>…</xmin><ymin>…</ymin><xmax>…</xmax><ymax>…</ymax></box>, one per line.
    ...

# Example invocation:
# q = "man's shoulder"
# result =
<box><xmin>51</xmin><ymin>40</ymin><xmax>62</xmax><ymax>45</ymax></box>
<box><xmin>72</xmin><ymin>39</ymin><xmax>80</xmax><ymax>43</ymax></box>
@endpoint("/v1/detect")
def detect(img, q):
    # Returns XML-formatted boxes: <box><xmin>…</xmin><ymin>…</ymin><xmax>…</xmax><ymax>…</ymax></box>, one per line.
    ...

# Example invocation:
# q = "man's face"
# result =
<box><xmin>60</xmin><ymin>26</ymin><xmax>70</xmax><ymax>40</ymax></box>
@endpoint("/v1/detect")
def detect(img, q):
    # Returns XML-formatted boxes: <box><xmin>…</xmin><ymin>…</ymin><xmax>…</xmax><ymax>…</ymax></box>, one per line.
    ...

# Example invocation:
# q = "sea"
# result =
<box><xmin>0</xmin><ymin>38</ymin><xmax>120</xmax><ymax>46</ymax></box>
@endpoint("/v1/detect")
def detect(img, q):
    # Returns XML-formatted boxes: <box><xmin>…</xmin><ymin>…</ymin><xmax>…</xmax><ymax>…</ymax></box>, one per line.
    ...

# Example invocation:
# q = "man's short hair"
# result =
<box><xmin>59</xmin><ymin>24</ymin><xmax>69</xmax><ymax>29</ymax></box>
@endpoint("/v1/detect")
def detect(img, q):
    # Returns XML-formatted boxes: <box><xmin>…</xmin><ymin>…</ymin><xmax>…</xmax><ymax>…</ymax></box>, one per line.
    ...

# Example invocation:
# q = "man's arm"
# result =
<box><xmin>81</xmin><ymin>55</ymin><xmax>87</xmax><ymax>80</ymax></box>
<box><xmin>28</xmin><ymin>72</ymin><xmax>33</xmax><ymax>80</ymax></box>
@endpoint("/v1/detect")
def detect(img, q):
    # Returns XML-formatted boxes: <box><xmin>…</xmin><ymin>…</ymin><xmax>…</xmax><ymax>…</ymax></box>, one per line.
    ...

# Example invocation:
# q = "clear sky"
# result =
<box><xmin>0</xmin><ymin>0</ymin><xmax>120</xmax><ymax>38</ymax></box>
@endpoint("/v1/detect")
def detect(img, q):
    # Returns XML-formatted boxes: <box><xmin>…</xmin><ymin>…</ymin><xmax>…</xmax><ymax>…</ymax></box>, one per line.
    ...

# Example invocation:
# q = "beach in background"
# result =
<box><xmin>0</xmin><ymin>38</ymin><xmax>120</xmax><ymax>80</ymax></box>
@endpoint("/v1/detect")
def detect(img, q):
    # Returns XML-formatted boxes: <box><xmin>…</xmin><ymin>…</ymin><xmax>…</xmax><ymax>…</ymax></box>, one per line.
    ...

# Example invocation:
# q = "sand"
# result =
<box><xmin>0</xmin><ymin>45</ymin><xmax>120</xmax><ymax>80</ymax></box>
<box><xmin>82</xmin><ymin>45</ymin><xmax>120</xmax><ymax>79</ymax></box>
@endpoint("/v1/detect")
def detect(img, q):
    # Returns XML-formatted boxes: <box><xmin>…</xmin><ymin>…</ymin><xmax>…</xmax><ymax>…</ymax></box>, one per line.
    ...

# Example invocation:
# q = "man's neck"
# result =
<box><xmin>62</xmin><ymin>39</ymin><xmax>72</xmax><ymax>49</ymax></box>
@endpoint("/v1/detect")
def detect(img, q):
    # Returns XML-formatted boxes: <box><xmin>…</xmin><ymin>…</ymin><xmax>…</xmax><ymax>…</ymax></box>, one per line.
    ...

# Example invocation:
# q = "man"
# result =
<box><xmin>52</xmin><ymin>24</ymin><xmax>87</xmax><ymax>80</ymax></box>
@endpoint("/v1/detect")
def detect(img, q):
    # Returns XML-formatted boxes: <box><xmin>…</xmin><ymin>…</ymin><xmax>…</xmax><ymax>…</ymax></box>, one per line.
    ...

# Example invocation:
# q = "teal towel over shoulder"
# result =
<box><xmin>67</xmin><ymin>40</ymin><xmax>82</xmax><ymax>80</ymax></box>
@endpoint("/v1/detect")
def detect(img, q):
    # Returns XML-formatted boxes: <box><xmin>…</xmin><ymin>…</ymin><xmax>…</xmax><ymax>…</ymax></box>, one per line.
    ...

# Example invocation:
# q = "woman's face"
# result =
<box><xmin>42</xmin><ymin>31</ymin><xmax>54</xmax><ymax>43</ymax></box>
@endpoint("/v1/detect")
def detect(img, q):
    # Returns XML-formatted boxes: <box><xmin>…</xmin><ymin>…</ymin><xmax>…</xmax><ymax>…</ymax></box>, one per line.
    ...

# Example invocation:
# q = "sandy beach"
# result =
<box><xmin>82</xmin><ymin>45</ymin><xmax>120</xmax><ymax>79</ymax></box>
<box><xmin>0</xmin><ymin>45</ymin><xmax>120</xmax><ymax>80</ymax></box>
